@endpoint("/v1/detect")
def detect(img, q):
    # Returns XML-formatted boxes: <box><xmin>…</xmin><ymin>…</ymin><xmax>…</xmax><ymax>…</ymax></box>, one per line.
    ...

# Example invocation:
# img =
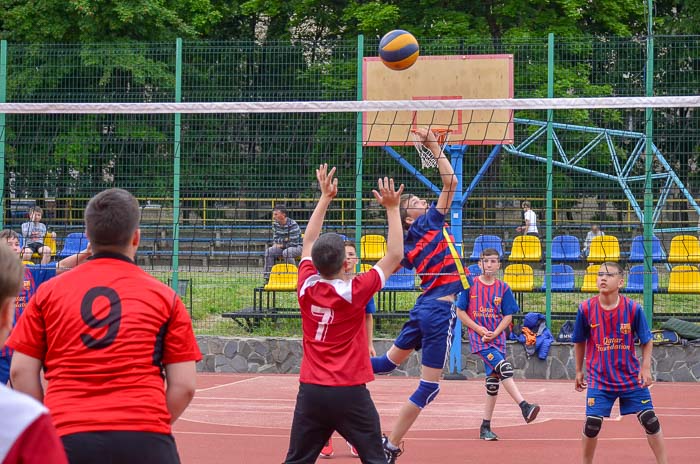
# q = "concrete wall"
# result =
<box><xmin>196</xmin><ymin>336</ymin><xmax>700</xmax><ymax>382</ymax></box>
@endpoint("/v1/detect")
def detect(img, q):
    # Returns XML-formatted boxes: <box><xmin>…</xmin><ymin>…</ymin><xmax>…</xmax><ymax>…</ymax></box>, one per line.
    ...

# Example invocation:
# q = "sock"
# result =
<box><xmin>481</xmin><ymin>419</ymin><xmax>491</xmax><ymax>429</ymax></box>
<box><xmin>386</xmin><ymin>440</ymin><xmax>400</xmax><ymax>451</ymax></box>
<box><xmin>371</xmin><ymin>354</ymin><xmax>398</xmax><ymax>374</ymax></box>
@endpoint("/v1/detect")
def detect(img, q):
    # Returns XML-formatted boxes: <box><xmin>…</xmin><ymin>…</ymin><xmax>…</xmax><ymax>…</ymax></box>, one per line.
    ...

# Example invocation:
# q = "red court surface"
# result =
<box><xmin>175</xmin><ymin>374</ymin><xmax>700</xmax><ymax>463</ymax></box>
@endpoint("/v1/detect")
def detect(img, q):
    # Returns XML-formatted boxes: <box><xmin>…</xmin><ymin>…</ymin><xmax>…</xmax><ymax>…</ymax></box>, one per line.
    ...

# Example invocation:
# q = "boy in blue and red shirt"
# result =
<box><xmin>455</xmin><ymin>248</ymin><xmax>540</xmax><ymax>441</ymax></box>
<box><xmin>573</xmin><ymin>261</ymin><xmax>667</xmax><ymax>464</ymax></box>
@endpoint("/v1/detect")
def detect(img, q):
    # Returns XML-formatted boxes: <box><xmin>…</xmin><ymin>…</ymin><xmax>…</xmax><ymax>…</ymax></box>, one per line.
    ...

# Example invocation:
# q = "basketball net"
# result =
<box><xmin>411</xmin><ymin>128</ymin><xmax>452</xmax><ymax>169</ymax></box>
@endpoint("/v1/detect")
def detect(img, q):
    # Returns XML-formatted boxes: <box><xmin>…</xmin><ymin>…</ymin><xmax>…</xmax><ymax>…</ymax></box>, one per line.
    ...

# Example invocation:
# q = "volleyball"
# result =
<box><xmin>378</xmin><ymin>30</ymin><xmax>419</xmax><ymax>71</ymax></box>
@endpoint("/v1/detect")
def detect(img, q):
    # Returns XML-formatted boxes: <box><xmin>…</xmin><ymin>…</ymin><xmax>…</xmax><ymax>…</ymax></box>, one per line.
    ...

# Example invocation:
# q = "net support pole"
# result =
<box><xmin>643</xmin><ymin>3</ymin><xmax>654</xmax><ymax>324</ymax></box>
<box><xmin>171</xmin><ymin>38</ymin><xmax>183</xmax><ymax>293</ymax></box>
<box><xmin>544</xmin><ymin>33</ymin><xmax>555</xmax><ymax>328</ymax></box>
<box><xmin>0</xmin><ymin>40</ymin><xmax>7</xmax><ymax>229</ymax></box>
<box><xmin>355</xmin><ymin>34</ymin><xmax>364</xmax><ymax>259</ymax></box>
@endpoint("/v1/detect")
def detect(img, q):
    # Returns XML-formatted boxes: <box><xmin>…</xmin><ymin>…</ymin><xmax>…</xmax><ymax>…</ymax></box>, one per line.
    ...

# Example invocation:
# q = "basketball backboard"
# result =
<box><xmin>362</xmin><ymin>54</ymin><xmax>514</xmax><ymax>146</ymax></box>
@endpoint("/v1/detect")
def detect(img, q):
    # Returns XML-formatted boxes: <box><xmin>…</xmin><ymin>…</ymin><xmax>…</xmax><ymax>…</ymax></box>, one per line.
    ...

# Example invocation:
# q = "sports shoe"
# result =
<box><xmin>347</xmin><ymin>440</ymin><xmax>359</xmax><ymax>457</ymax></box>
<box><xmin>479</xmin><ymin>426</ymin><xmax>499</xmax><ymax>441</ymax></box>
<box><xmin>522</xmin><ymin>402</ymin><xmax>541</xmax><ymax>423</ymax></box>
<box><xmin>320</xmin><ymin>439</ymin><xmax>334</xmax><ymax>458</ymax></box>
<box><xmin>382</xmin><ymin>435</ymin><xmax>403</xmax><ymax>464</ymax></box>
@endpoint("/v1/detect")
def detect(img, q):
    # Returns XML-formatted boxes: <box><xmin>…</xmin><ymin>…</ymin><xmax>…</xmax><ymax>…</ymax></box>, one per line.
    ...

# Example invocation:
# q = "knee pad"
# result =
<box><xmin>583</xmin><ymin>415</ymin><xmax>603</xmax><ymax>438</ymax></box>
<box><xmin>409</xmin><ymin>379</ymin><xmax>440</xmax><ymax>409</ymax></box>
<box><xmin>371</xmin><ymin>354</ymin><xmax>398</xmax><ymax>375</ymax></box>
<box><xmin>637</xmin><ymin>409</ymin><xmax>660</xmax><ymax>435</ymax></box>
<box><xmin>485</xmin><ymin>376</ymin><xmax>500</xmax><ymax>397</ymax></box>
<box><xmin>495</xmin><ymin>360</ymin><xmax>514</xmax><ymax>380</ymax></box>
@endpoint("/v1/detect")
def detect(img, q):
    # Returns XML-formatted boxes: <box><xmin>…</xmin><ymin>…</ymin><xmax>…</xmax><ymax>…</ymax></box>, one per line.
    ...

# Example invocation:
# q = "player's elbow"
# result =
<box><xmin>443</xmin><ymin>173</ymin><xmax>458</xmax><ymax>189</ymax></box>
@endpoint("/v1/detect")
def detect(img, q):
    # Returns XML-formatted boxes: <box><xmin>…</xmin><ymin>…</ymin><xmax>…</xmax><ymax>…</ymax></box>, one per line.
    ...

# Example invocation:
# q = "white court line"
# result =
<box><xmin>196</xmin><ymin>376</ymin><xmax>262</xmax><ymax>393</ymax></box>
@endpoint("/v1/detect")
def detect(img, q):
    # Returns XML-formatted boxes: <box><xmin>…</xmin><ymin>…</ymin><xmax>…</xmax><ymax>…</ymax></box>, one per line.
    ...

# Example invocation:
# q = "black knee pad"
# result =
<box><xmin>485</xmin><ymin>376</ymin><xmax>500</xmax><ymax>396</ymax></box>
<box><xmin>637</xmin><ymin>409</ymin><xmax>660</xmax><ymax>435</ymax></box>
<box><xmin>583</xmin><ymin>415</ymin><xmax>603</xmax><ymax>438</ymax></box>
<box><xmin>495</xmin><ymin>360</ymin><xmax>513</xmax><ymax>380</ymax></box>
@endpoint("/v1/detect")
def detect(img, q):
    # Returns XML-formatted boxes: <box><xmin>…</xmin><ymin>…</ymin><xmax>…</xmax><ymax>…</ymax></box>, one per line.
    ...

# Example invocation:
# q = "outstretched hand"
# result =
<box><xmin>316</xmin><ymin>163</ymin><xmax>338</xmax><ymax>199</ymax></box>
<box><xmin>412</xmin><ymin>127</ymin><xmax>440</xmax><ymax>154</ymax></box>
<box><xmin>371</xmin><ymin>177</ymin><xmax>404</xmax><ymax>208</ymax></box>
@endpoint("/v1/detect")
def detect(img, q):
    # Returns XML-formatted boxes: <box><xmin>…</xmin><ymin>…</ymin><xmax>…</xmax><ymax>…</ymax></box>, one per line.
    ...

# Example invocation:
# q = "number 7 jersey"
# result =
<box><xmin>297</xmin><ymin>257</ymin><xmax>385</xmax><ymax>386</ymax></box>
<box><xmin>6</xmin><ymin>253</ymin><xmax>202</xmax><ymax>437</ymax></box>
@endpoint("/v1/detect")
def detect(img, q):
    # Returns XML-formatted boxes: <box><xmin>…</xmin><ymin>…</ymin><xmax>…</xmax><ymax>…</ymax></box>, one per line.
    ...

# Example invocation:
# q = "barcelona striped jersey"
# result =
<box><xmin>401</xmin><ymin>204</ymin><xmax>467</xmax><ymax>301</ymax></box>
<box><xmin>572</xmin><ymin>295</ymin><xmax>652</xmax><ymax>391</ymax></box>
<box><xmin>456</xmin><ymin>278</ymin><xmax>519</xmax><ymax>353</ymax></box>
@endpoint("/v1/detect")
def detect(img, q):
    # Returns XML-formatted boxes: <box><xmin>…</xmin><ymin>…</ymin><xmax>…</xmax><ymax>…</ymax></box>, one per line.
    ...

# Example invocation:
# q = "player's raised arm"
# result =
<box><xmin>413</xmin><ymin>127</ymin><xmax>458</xmax><ymax>215</ymax></box>
<box><xmin>301</xmin><ymin>164</ymin><xmax>338</xmax><ymax>259</ymax></box>
<box><xmin>372</xmin><ymin>177</ymin><xmax>404</xmax><ymax>278</ymax></box>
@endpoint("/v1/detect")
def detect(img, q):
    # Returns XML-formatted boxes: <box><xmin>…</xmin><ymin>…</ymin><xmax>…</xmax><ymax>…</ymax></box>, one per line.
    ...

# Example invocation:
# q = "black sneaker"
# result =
<box><xmin>479</xmin><ymin>427</ymin><xmax>499</xmax><ymax>441</ymax></box>
<box><xmin>522</xmin><ymin>402</ymin><xmax>541</xmax><ymax>423</ymax></box>
<box><xmin>382</xmin><ymin>435</ymin><xmax>403</xmax><ymax>464</ymax></box>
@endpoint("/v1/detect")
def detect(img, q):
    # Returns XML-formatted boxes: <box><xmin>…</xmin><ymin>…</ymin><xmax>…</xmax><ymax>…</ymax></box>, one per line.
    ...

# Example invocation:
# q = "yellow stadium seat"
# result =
<box><xmin>586</xmin><ymin>235</ymin><xmax>620</xmax><ymax>263</ymax></box>
<box><xmin>581</xmin><ymin>264</ymin><xmax>601</xmax><ymax>292</ymax></box>
<box><xmin>360</xmin><ymin>234</ymin><xmax>387</xmax><ymax>261</ymax></box>
<box><xmin>32</xmin><ymin>233</ymin><xmax>56</xmax><ymax>260</ymax></box>
<box><xmin>263</xmin><ymin>263</ymin><xmax>298</xmax><ymax>291</ymax></box>
<box><xmin>667</xmin><ymin>235</ymin><xmax>700</xmax><ymax>263</ymax></box>
<box><xmin>668</xmin><ymin>265</ymin><xmax>700</xmax><ymax>293</ymax></box>
<box><xmin>503</xmin><ymin>264</ymin><xmax>534</xmax><ymax>291</ymax></box>
<box><xmin>508</xmin><ymin>235</ymin><xmax>542</xmax><ymax>262</ymax></box>
<box><xmin>359</xmin><ymin>263</ymin><xmax>373</xmax><ymax>273</ymax></box>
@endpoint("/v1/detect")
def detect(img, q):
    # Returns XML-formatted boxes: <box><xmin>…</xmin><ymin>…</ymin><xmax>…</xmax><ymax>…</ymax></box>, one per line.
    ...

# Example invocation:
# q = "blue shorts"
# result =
<box><xmin>0</xmin><ymin>356</ymin><xmax>9</xmax><ymax>385</ymax></box>
<box><xmin>477</xmin><ymin>348</ymin><xmax>506</xmax><ymax>376</ymax></box>
<box><xmin>586</xmin><ymin>387</ymin><xmax>654</xmax><ymax>417</ymax></box>
<box><xmin>394</xmin><ymin>299</ymin><xmax>456</xmax><ymax>369</ymax></box>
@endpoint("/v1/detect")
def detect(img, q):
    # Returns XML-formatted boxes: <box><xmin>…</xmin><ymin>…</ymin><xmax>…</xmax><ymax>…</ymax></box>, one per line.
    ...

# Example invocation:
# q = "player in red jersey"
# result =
<box><xmin>573</xmin><ymin>262</ymin><xmax>667</xmax><ymax>464</ymax></box>
<box><xmin>8</xmin><ymin>188</ymin><xmax>201</xmax><ymax>464</ymax></box>
<box><xmin>284</xmin><ymin>164</ymin><xmax>404</xmax><ymax>464</ymax></box>
<box><xmin>0</xmin><ymin>242</ymin><xmax>67</xmax><ymax>463</ymax></box>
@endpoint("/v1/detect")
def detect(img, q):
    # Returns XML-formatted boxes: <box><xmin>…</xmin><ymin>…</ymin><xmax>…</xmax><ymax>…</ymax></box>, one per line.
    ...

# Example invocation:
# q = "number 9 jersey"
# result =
<box><xmin>6</xmin><ymin>253</ymin><xmax>202</xmax><ymax>437</ymax></box>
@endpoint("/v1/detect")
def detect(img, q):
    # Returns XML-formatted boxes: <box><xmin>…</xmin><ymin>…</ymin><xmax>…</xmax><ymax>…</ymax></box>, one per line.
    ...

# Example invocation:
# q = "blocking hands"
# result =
<box><xmin>316</xmin><ymin>163</ymin><xmax>338</xmax><ymax>200</ymax></box>
<box><xmin>372</xmin><ymin>177</ymin><xmax>404</xmax><ymax>209</ymax></box>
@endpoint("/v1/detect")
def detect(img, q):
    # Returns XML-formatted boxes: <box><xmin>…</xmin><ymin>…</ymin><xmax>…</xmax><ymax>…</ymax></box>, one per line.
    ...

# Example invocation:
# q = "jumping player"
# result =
<box><xmin>369</xmin><ymin>127</ymin><xmax>470</xmax><ymax>462</ymax></box>
<box><xmin>455</xmin><ymin>248</ymin><xmax>540</xmax><ymax>441</ymax></box>
<box><xmin>284</xmin><ymin>164</ymin><xmax>404</xmax><ymax>464</ymax></box>
<box><xmin>8</xmin><ymin>188</ymin><xmax>201</xmax><ymax>464</ymax></box>
<box><xmin>573</xmin><ymin>262</ymin><xmax>667</xmax><ymax>464</ymax></box>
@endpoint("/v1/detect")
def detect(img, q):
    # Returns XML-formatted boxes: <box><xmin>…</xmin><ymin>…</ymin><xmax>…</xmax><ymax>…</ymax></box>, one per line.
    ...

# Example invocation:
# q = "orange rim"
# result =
<box><xmin>410</xmin><ymin>128</ymin><xmax>452</xmax><ymax>145</ymax></box>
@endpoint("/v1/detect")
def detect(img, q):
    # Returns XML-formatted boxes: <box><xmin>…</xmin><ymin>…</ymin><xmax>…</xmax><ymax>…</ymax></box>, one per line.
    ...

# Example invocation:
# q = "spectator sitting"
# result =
<box><xmin>582</xmin><ymin>224</ymin><xmax>604</xmax><ymax>257</ymax></box>
<box><xmin>263</xmin><ymin>204</ymin><xmax>303</xmax><ymax>283</ymax></box>
<box><xmin>21</xmin><ymin>206</ymin><xmax>55</xmax><ymax>265</ymax></box>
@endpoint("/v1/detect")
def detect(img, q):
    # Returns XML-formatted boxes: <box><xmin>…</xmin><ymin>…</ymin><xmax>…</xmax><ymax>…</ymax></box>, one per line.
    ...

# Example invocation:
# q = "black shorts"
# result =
<box><xmin>284</xmin><ymin>382</ymin><xmax>386</xmax><ymax>464</ymax></box>
<box><xmin>61</xmin><ymin>431</ymin><xmax>181</xmax><ymax>464</ymax></box>
<box><xmin>23</xmin><ymin>242</ymin><xmax>44</xmax><ymax>253</ymax></box>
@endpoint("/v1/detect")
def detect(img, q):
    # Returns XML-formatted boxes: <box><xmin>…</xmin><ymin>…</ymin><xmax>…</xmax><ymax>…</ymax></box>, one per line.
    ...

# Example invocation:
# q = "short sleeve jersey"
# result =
<box><xmin>297</xmin><ymin>258</ymin><xmax>385</xmax><ymax>386</ymax></box>
<box><xmin>572</xmin><ymin>295</ymin><xmax>652</xmax><ymax>391</ymax></box>
<box><xmin>1</xmin><ymin>264</ymin><xmax>56</xmax><ymax>358</ymax></box>
<box><xmin>456</xmin><ymin>278</ymin><xmax>519</xmax><ymax>353</ymax></box>
<box><xmin>401</xmin><ymin>203</ymin><xmax>466</xmax><ymax>300</ymax></box>
<box><xmin>7</xmin><ymin>253</ymin><xmax>202</xmax><ymax>437</ymax></box>
<box><xmin>21</xmin><ymin>222</ymin><xmax>47</xmax><ymax>244</ymax></box>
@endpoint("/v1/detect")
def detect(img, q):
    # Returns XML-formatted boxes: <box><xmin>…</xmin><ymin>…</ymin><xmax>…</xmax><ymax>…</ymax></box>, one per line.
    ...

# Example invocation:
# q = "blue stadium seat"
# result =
<box><xmin>57</xmin><ymin>232</ymin><xmax>89</xmax><ymax>259</ymax></box>
<box><xmin>624</xmin><ymin>265</ymin><xmax>659</xmax><ymax>293</ymax></box>
<box><xmin>469</xmin><ymin>235</ymin><xmax>504</xmax><ymax>261</ymax></box>
<box><xmin>551</xmin><ymin>235</ymin><xmax>581</xmax><ymax>262</ymax></box>
<box><xmin>468</xmin><ymin>263</ymin><xmax>482</xmax><ymax>277</ymax></box>
<box><xmin>383</xmin><ymin>267</ymin><xmax>417</xmax><ymax>291</ymax></box>
<box><xmin>628</xmin><ymin>235</ymin><xmax>665</xmax><ymax>263</ymax></box>
<box><xmin>541</xmin><ymin>264</ymin><xmax>575</xmax><ymax>292</ymax></box>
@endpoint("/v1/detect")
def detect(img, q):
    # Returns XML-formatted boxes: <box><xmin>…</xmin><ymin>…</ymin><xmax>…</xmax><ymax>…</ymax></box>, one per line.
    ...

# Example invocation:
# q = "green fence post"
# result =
<box><xmin>644</xmin><ymin>3</ymin><xmax>654</xmax><ymax>324</ymax></box>
<box><xmin>355</xmin><ymin>35</ymin><xmax>364</xmax><ymax>254</ymax></box>
<box><xmin>172</xmin><ymin>38</ymin><xmax>183</xmax><ymax>291</ymax></box>
<box><xmin>0</xmin><ymin>41</ymin><xmax>7</xmax><ymax>229</ymax></box>
<box><xmin>545</xmin><ymin>33</ymin><xmax>555</xmax><ymax>328</ymax></box>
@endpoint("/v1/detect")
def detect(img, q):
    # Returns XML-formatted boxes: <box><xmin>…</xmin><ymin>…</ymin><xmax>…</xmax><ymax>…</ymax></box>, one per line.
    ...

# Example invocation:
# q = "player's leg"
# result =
<box><xmin>486</xmin><ymin>353</ymin><xmax>539</xmax><ymax>423</ymax></box>
<box><xmin>581</xmin><ymin>389</ymin><xmax>614</xmax><ymax>464</ymax></box>
<box><xmin>284</xmin><ymin>383</ymin><xmax>335</xmax><ymax>464</ymax></box>
<box><xmin>619</xmin><ymin>389</ymin><xmax>667</xmax><ymax>464</ymax></box>
<box><xmin>62</xmin><ymin>431</ymin><xmax>182</xmax><ymax>464</ymax></box>
<box><xmin>371</xmin><ymin>315</ymin><xmax>421</xmax><ymax>374</ymax></box>
<box><xmin>39</xmin><ymin>245</ymin><xmax>51</xmax><ymax>264</ymax></box>
<box><xmin>334</xmin><ymin>385</ymin><xmax>386</xmax><ymax>464</ymax></box>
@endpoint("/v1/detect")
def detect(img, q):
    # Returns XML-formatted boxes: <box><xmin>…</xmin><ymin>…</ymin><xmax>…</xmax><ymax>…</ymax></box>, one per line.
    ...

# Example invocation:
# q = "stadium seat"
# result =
<box><xmin>541</xmin><ymin>264</ymin><xmax>575</xmax><ymax>292</ymax></box>
<box><xmin>667</xmin><ymin>235</ymin><xmax>700</xmax><ymax>263</ymax></box>
<box><xmin>57</xmin><ymin>232</ymin><xmax>89</xmax><ymax>259</ymax></box>
<box><xmin>469</xmin><ymin>235</ymin><xmax>504</xmax><ymax>261</ymax></box>
<box><xmin>468</xmin><ymin>263</ymin><xmax>482</xmax><ymax>277</ymax></box>
<box><xmin>359</xmin><ymin>263</ymin><xmax>373</xmax><ymax>273</ymax></box>
<box><xmin>628</xmin><ymin>235</ymin><xmax>665</xmax><ymax>263</ymax></box>
<box><xmin>508</xmin><ymin>235</ymin><xmax>542</xmax><ymax>262</ymax></box>
<box><xmin>551</xmin><ymin>235</ymin><xmax>581</xmax><ymax>262</ymax></box>
<box><xmin>581</xmin><ymin>264</ymin><xmax>601</xmax><ymax>292</ymax></box>
<box><xmin>263</xmin><ymin>263</ymin><xmax>298</xmax><ymax>291</ymax></box>
<box><xmin>503</xmin><ymin>264</ymin><xmax>534</xmax><ymax>291</ymax></box>
<box><xmin>383</xmin><ymin>267</ymin><xmax>417</xmax><ymax>291</ymax></box>
<box><xmin>586</xmin><ymin>235</ymin><xmax>620</xmax><ymax>263</ymax></box>
<box><xmin>668</xmin><ymin>265</ymin><xmax>700</xmax><ymax>293</ymax></box>
<box><xmin>360</xmin><ymin>234</ymin><xmax>387</xmax><ymax>261</ymax></box>
<box><xmin>624</xmin><ymin>265</ymin><xmax>659</xmax><ymax>293</ymax></box>
<box><xmin>31</xmin><ymin>233</ymin><xmax>56</xmax><ymax>260</ymax></box>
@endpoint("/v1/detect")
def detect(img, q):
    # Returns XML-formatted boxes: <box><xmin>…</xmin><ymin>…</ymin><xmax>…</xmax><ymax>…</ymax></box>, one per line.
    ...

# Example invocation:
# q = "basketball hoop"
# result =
<box><xmin>410</xmin><ymin>128</ymin><xmax>452</xmax><ymax>169</ymax></box>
